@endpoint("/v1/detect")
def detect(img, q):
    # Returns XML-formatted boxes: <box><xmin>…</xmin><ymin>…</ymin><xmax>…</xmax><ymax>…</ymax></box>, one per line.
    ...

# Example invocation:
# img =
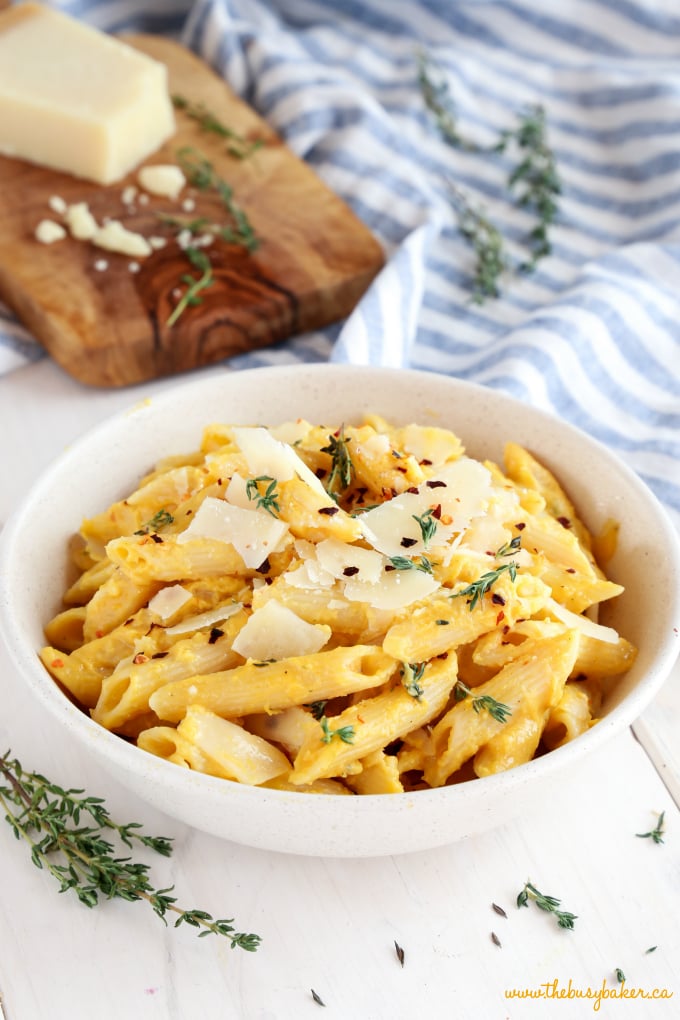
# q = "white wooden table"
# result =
<box><xmin>0</xmin><ymin>358</ymin><xmax>678</xmax><ymax>1020</ymax></box>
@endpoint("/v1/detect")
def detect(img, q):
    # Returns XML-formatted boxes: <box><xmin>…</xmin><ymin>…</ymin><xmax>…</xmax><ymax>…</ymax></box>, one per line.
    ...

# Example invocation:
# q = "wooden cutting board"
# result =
<box><xmin>0</xmin><ymin>35</ymin><xmax>384</xmax><ymax>388</ymax></box>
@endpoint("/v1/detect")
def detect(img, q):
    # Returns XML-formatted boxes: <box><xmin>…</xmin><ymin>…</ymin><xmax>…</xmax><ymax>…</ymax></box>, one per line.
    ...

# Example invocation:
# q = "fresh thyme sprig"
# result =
<box><xmin>388</xmin><ymin>555</ymin><xmax>434</xmax><ymax>574</ymax></box>
<box><xmin>495</xmin><ymin>104</ymin><xmax>561</xmax><ymax>272</ymax></box>
<box><xmin>449</xmin><ymin>186</ymin><xmax>507</xmax><ymax>303</ymax></box>
<box><xmin>451</xmin><ymin>561</ymin><xmax>517</xmax><ymax>610</ymax></box>
<box><xmin>401</xmin><ymin>662</ymin><xmax>426</xmax><ymax>700</ymax></box>
<box><xmin>166</xmin><ymin>246</ymin><xmax>214</xmax><ymax>327</ymax></box>
<box><xmin>0</xmin><ymin>753</ymin><xmax>260</xmax><ymax>950</ymax></box>
<box><xmin>636</xmin><ymin>811</ymin><xmax>665</xmax><ymax>845</ymax></box>
<box><xmin>245</xmin><ymin>475</ymin><xmax>281</xmax><ymax>517</ymax></box>
<box><xmin>517</xmin><ymin>880</ymin><xmax>577</xmax><ymax>930</ymax></box>
<box><xmin>320</xmin><ymin>427</ymin><xmax>354</xmax><ymax>496</ymax></box>
<box><xmin>319</xmin><ymin>716</ymin><xmax>355</xmax><ymax>745</ymax></box>
<box><xmin>172</xmin><ymin>94</ymin><xmax>264</xmax><ymax>160</ymax></box>
<box><xmin>134</xmin><ymin>509</ymin><xmax>174</xmax><ymax>535</ymax></box>
<box><xmin>453</xmin><ymin>680</ymin><xmax>512</xmax><ymax>724</ymax></box>
<box><xmin>417</xmin><ymin>50</ymin><xmax>478</xmax><ymax>151</ymax></box>
<box><xmin>176</xmin><ymin>146</ymin><xmax>260</xmax><ymax>253</ymax></box>
<box><xmin>412</xmin><ymin>508</ymin><xmax>438</xmax><ymax>547</ymax></box>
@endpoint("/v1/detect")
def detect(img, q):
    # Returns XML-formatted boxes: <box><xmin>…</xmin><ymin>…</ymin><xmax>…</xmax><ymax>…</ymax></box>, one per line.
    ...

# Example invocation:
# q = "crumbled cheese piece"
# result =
<box><xmin>147</xmin><ymin>584</ymin><xmax>192</xmax><ymax>621</ymax></box>
<box><xmin>65</xmin><ymin>202</ymin><xmax>98</xmax><ymax>241</ymax></box>
<box><xmin>93</xmin><ymin>258</ymin><xmax>109</xmax><ymax>272</ymax></box>
<box><xmin>138</xmin><ymin>193</ymin><xmax>149</xmax><ymax>206</ymax></box>
<box><xmin>121</xmin><ymin>185</ymin><xmax>138</xmax><ymax>206</ymax></box>
<box><xmin>138</xmin><ymin>164</ymin><xmax>186</xmax><ymax>200</ymax></box>
<box><xmin>128</xmin><ymin>261</ymin><xmax>140</xmax><ymax>273</ymax></box>
<box><xmin>165</xmin><ymin>601</ymin><xmax>242</xmax><ymax>636</ymax></box>
<box><xmin>232</xmin><ymin>600</ymin><xmax>331</xmax><ymax>660</ymax></box>
<box><xmin>182</xmin><ymin>197</ymin><xmax>196</xmax><ymax>213</ymax></box>
<box><xmin>177</xmin><ymin>229</ymin><xmax>192</xmax><ymax>250</ymax></box>
<box><xmin>93</xmin><ymin>220</ymin><xmax>152</xmax><ymax>258</ymax></box>
<box><xmin>148</xmin><ymin>236</ymin><xmax>167</xmax><ymax>250</ymax></box>
<box><xmin>34</xmin><ymin>219</ymin><xmax>66</xmax><ymax>244</ymax></box>
<box><xmin>177</xmin><ymin>495</ymin><xmax>289</xmax><ymax>569</ymax></box>
<box><xmin>48</xmin><ymin>194</ymin><xmax>67</xmax><ymax>215</ymax></box>
<box><xmin>0</xmin><ymin>4</ymin><xmax>175</xmax><ymax>184</ymax></box>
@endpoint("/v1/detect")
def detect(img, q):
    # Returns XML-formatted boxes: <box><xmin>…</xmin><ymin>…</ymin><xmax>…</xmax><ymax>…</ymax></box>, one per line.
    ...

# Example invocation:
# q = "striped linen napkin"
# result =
<box><xmin>1</xmin><ymin>0</ymin><xmax>678</xmax><ymax>527</ymax></box>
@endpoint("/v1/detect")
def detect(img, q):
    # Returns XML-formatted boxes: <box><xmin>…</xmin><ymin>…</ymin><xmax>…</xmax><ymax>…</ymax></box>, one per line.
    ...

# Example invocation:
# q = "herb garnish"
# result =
<box><xmin>311</xmin><ymin>989</ymin><xmax>326</xmax><ymax>1007</ymax></box>
<box><xmin>394</xmin><ymin>940</ymin><xmax>405</xmax><ymax>967</ymax></box>
<box><xmin>0</xmin><ymin>753</ymin><xmax>260</xmax><ymax>949</ymax></box>
<box><xmin>615</xmin><ymin>968</ymin><xmax>626</xmax><ymax>984</ymax></box>
<box><xmin>134</xmin><ymin>509</ymin><xmax>174</xmax><ymax>535</ymax></box>
<box><xmin>307</xmin><ymin>700</ymin><xmax>328</xmax><ymax>721</ymax></box>
<box><xmin>319</xmin><ymin>717</ymin><xmax>355</xmax><ymax>745</ymax></box>
<box><xmin>636</xmin><ymin>811</ymin><xmax>665</xmax><ymax>845</ymax></box>
<box><xmin>412</xmin><ymin>508</ymin><xmax>438</xmax><ymax>547</ymax></box>
<box><xmin>449</xmin><ymin>184</ymin><xmax>507</xmax><ymax>304</ymax></box>
<box><xmin>454</xmin><ymin>681</ymin><xmax>512</xmax><ymax>723</ymax></box>
<box><xmin>401</xmin><ymin>662</ymin><xmax>426</xmax><ymax>701</ymax></box>
<box><xmin>495</xmin><ymin>105</ymin><xmax>561</xmax><ymax>272</ymax></box>
<box><xmin>451</xmin><ymin>561</ymin><xmax>517</xmax><ymax>610</ymax></box>
<box><xmin>417</xmin><ymin>50</ymin><xmax>476</xmax><ymax>152</ymax></box>
<box><xmin>172</xmin><ymin>95</ymin><xmax>264</xmax><ymax>160</ymax></box>
<box><xmin>387</xmin><ymin>555</ymin><xmax>433</xmax><ymax>574</ymax></box>
<box><xmin>176</xmin><ymin>147</ymin><xmax>260</xmax><ymax>253</ymax></box>
<box><xmin>245</xmin><ymin>475</ymin><xmax>281</xmax><ymax>517</ymax></box>
<box><xmin>166</xmin><ymin>246</ymin><xmax>214</xmax><ymax>327</ymax></box>
<box><xmin>320</xmin><ymin>427</ymin><xmax>354</xmax><ymax>495</ymax></box>
<box><xmin>517</xmin><ymin>880</ymin><xmax>577</xmax><ymax>930</ymax></box>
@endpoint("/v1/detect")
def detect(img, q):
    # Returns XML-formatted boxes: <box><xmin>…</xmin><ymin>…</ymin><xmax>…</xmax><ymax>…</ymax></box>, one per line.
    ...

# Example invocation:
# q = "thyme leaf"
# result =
<box><xmin>449</xmin><ymin>184</ymin><xmax>507</xmax><ymax>303</ymax></box>
<box><xmin>517</xmin><ymin>880</ymin><xmax>577</xmax><ymax>930</ymax></box>
<box><xmin>166</xmin><ymin>246</ymin><xmax>214</xmax><ymax>327</ymax></box>
<box><xmin>450</xmin><ymin>561</ymin><xmax>517</xmax><ymax>610</ymax></box>
<box><xmin>411</xmin><ymin>508</ymin><xmax>438</xmax><ymax>547</ymax></box>
<box><xmin>172</xmin><ymin>94</ymin><xmax>264</xmax><ymax>160</ymax></box>
<box><xmin>454</xmin><ymin>681</ymin><xmax>512</xmax><ymax>723</ymax></box>
<box><xmin>320</xmin><ymin>427</ymin><xmax>354</xmax><ymax>495</ymax></box>
<box><xmin>0</xmin><ymin>752</ymin><xmax>260</xmax><ymax>949</ymax></box>
<box><xmin>401</xmin><ymin>662</ymin><xmax>426</xmax><ymax>701</ymax></box>
<box><xmin>319</xmin><ymin>717</ymin><xmax>355</xmax><ymax>745</ymax></box>
<box><xmin>636</xmin><ymin>811</ymin><xmax>665</xmax><ymax>845</ymax></box>
<box><xmin>176</xmin><ymin>147</ymin><xmax>260</xmax><ymax>253</ymax></box>
<box><xmin>134</xmin><ymin>509</ymin><xmax>174</xmax><ymax>535</ymax></box>
<box><xmin>245</xmin><ymin>475</ymin><xmax>281</xmax><ymax>517</ymax></box>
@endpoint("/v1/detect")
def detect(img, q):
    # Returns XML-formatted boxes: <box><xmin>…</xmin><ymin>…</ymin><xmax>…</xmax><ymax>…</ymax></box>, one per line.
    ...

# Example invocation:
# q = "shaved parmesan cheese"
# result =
<box><xmin>401</xmin><ymin>424</ymin><xmax>463</xmax><ymax>465</ymax></box>
<box><xmin>177</xmin><ymin>495</ymin><xmax>289</xmax><ymax>569</ymax></box>
<box><xmin>165</xmin><ymin>602</ymin><xmax>243</xmax><ymax>636</ymax></box>
<box><xmin>315</xmin><ymin>538</ymin><xmax>384</xmax><ymax>584</ymax></box>
<box><xmin>284</xmin><ymin>559</ymin><xmax>336</xmax><ymax>589</ymax></box>
<box><xmin>232</xmin><ymin>600</ymin><xmax>331</xmax><ymax>659</ymax></box>
<box><xmin>546</xmin><ymin>597</ymin><xmax>619</xmax><ymax>644</ymax></box>
<box><xmin>359</xmin><ymin>456</ymin><xmax>492</xmax><ymax>557</ymax></box>
<box><xmin>232</xmin><ymin>426</ymin><xmax>328</xmax><ymax>498</ymax></box>
<box><xmin>343</xmin><ymin>567</ymin><xmax>439</xmax><ymax>610</ymax></box>
<box><xmin>359</xmin><ymin>432</ymin><xmax>390</xmax><ymax>456</ymax></box>
<box><xmin>224</xmin><ymin>472</ymin><xmax>251</xmax><ymax>509</ymax></box>
<box><xmin>147</xmin><ymin>584</ymin><xmax>192</xmax><ymax>621</ymax></box>
<box><xmin>268</xmin><ymin>419</ymin><xmax>312</xmax><ymax>445</ymax></box>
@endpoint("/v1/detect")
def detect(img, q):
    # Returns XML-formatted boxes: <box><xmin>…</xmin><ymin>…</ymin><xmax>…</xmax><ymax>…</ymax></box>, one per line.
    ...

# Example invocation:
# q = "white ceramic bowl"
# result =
<box><xmin>1</xmin><ymin>365</ymin><xmax>679</xmax><ymax>857</ymax></box>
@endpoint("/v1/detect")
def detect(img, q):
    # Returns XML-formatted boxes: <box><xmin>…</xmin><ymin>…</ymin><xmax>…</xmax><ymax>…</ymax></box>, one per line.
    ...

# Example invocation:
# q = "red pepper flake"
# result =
<box><xmin>396</xmin><ymin>465</ymin><xmax>408</xmax><ymax>474</ymax></box>
<box><xmin>491</xmin><ymin>593</ymin><xmax>506</xmax><ymax>606</ymax></box>
<box><xmin>257</xmin><ymin>557</ymin><xmax>271</xmax><ymax>573</ymax></box>
<box><xmin>566</xmin><ymin>567</ymin><xmax>576</xmax><ymax>574</ymax></box>
<box><xmin>420</xmin><ymin>458</ymin><xmax>432</xmax><ymax>466</ymax></box>
<box><xmin>315</xmin><ymin>467</ymin><xmax>328</xmax><ymax>479</ymax></box>
<box><xmin>95</xmin><ymin>630</ymin><xmax>104</xmax><ymax>638</ymax></box>
<box><xmin>318</xmin><ymin>506</ymin><xmax>339</xmax><ymax>516</ymax></box>
<box><xmin>343</xmin><ymin>566</ymin><xmax>360</xmax><ymax>577</ymax></box>
<box><xmin>430</xmin><ymin>503</ymin><xmax>442</xmax><ymax>520</ymax></box>
<box><xmin>51</xmin><ymin>658</ymin><xmax>64</xmax><ymax>669</ymax></box>
<box><xmin>557</xmin><ymin>516</ymin><xmax>572</xmax><ymax>529</ymax></box>
<box><xmin>385</xmin><ymin>564</ymin><xmax>396</xmax><ymax>572</ymax></box>
<box><xmin>515</xmin><ymin>521</ymin><xmax>526</xmax><ymax>531</ymax></box>
<box><xmin>208</xmin><ymin>627</ymin><xmax>224</xmax><ymax>644</ymax></box>
<box><xmin>152</xmin><ymin>651</ymin><xmax>169</xmax><ymax>659</ymax></box>
<box><xmin>406</xmin><ymin>486</ymin><xmax>419</xmax><ymax>495</ymax></box>
<box><xmin>426</xmin><ymin>480</ymin><xmax>446</xmax><ymax>489</ymax></box>
<box><xmin>150</xmin><ymin>534</ymin><xmax>164</xmax><ymax>544</ymax></box>
<box><xmin>133</xmin><ymin>653</ymin><xmax>149</xmax><ymax>665</ymax></box>
<box><xmin>436</xmin><ymin>651</ymin><xmax>449</xmax><ymax>660</ymax></box>
<box><xmin>496</xmin><ymin>610</ymin><xmax>505</xmax><ymax>625</ymax></box>
<box><xmin>400</xmin><ymin>537</ymin><xmax>417</xmax><ymax>548</ymax></box>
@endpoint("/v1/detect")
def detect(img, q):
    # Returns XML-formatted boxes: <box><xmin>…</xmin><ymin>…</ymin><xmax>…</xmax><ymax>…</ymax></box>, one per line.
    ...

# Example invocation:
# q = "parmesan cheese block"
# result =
<box><xmin>0</xmin><ymin>4</ymin><xmax>175</xmax><ymax>184</ymax></box>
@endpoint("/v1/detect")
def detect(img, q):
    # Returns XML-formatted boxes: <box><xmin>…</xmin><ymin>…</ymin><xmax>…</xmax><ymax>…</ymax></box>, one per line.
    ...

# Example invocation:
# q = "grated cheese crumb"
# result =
<box><xmin>35</xmin><ymin>219</ymin><xmax>66</xmax><ymax>244</ymax></box>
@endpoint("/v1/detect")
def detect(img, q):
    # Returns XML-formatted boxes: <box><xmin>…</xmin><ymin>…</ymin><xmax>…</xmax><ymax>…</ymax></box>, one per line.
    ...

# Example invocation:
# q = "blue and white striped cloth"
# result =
<box><xmin>3</xmin><ymin>0</ymin><xmax>679</xmax><ymax>527</ymax></box>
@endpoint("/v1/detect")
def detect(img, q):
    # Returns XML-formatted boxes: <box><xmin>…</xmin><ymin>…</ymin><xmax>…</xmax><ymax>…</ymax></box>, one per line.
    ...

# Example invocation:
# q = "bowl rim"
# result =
<box><xmin>1</xmin><ymin>363</ymin><xmax>679</xmax><ymax>816</ymax></box>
